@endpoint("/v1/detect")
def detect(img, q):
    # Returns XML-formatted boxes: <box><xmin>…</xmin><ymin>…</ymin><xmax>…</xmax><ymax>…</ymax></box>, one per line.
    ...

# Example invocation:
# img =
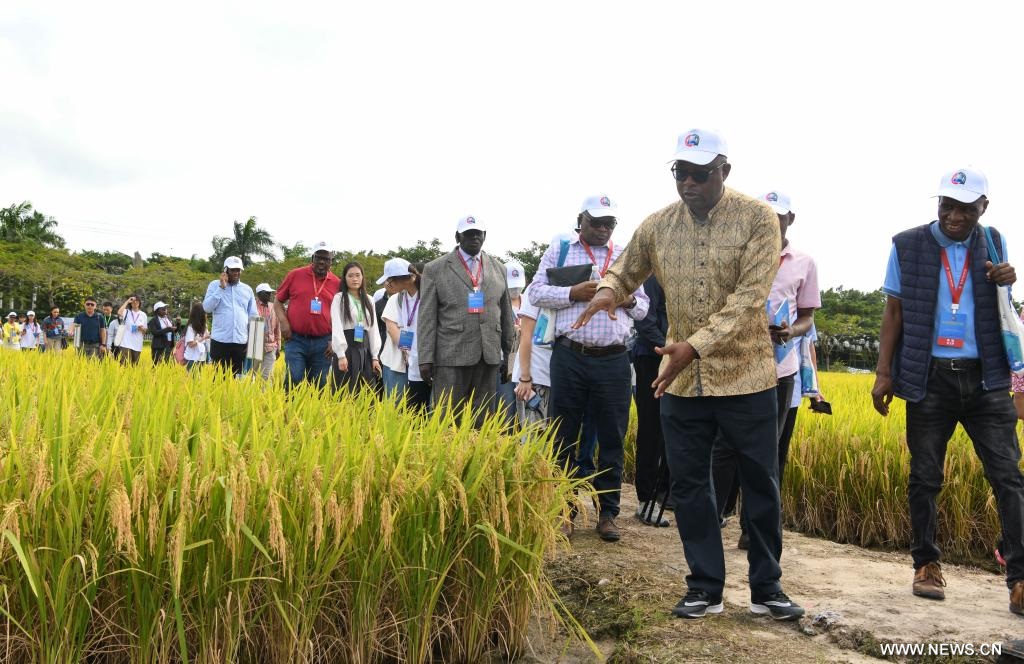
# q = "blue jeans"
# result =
<box><xmin>907</xmin><ymin>361</ymin><xmax>1024</xmax><ymax>586</ymax></box>
<box><xmin>548</xmin><ymin>343</ymin><xmax>631</xmax><ymax>518</ymax></box>
<box><xmin>382</xmin><ymin>365</ymin><xmax>408</xmax><ymax>400</ymax></box>
<box><xmin>283</xmin><ymin>334</ymin><xmax>332</xmax><ymax>389</ymax></box>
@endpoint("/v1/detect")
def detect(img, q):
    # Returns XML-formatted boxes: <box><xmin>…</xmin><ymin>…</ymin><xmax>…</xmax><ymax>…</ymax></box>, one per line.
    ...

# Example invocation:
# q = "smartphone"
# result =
<box><xmin>526</xmin><ymin>393</ymin><xmax>542</xmax><ymax>411</ymax></box>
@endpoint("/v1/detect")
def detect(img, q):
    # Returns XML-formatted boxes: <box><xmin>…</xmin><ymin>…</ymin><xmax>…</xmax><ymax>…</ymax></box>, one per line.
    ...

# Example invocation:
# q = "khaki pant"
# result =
<box><xmin>79</xmin><ymin>343</ymin><xmax>102</xmax><ymax>358</ymax></box>
<box><xmin>253</xmin><ymin>348</ymin><xmax>278</xmax><ymax>381</ymax></box>
<box><xmin>45</xmin><ymin>337</ymin><xmax>63</xmax><ymax>352</ymax></box>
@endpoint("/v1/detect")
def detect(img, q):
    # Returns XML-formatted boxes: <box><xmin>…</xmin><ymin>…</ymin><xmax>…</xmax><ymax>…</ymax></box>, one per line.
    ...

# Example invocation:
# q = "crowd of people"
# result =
<box><xmin>3</xmin><ymin>127</ymin><xmax>1024</xmax><ymax>623</ymax></box>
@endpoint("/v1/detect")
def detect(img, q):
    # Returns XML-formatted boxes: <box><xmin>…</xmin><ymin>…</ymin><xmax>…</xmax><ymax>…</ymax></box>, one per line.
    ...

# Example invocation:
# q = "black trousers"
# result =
<box><xmin>210</xmin><ymin>340</ymin><xmax>246</xmax><ymax>376</ymax></box>
<box><xmin>632</xmin><ymin>354</ymin><xmax>670</xmax><ymax>503</ymax></box>
<box><xmin>907</xmin><ymin>361</ymin><xmax>1024</xmax><ymax>587</ymax></box>
<box><xmin>661</xmin><ymin>389</ymin><xmax>783</xmax><ymax>597</ymax></box>
<box><xmin>151</xmin><ymin>345</ymin><xmax>173</xmax><ymax>365</ymax></box>
<box><xmin>712</xmin><ymin>374</ymin><xmax>795</xmax><ymax>521</ymax></box>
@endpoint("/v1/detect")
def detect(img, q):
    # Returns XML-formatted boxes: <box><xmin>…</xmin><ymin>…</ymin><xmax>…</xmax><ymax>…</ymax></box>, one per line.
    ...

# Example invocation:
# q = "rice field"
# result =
<box><xmin>0</xmin><ymin>351</ymin><xmax>586</xmax><ymax>663</ymax></box>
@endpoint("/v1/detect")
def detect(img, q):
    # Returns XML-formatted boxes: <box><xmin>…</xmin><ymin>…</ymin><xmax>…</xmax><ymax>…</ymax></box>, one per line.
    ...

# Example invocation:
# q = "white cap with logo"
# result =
<box><xmin>311</xmin><ymin>241</ymin><xmax>332</xmax><ymax>255</ymax></box>
<box><xmin>376</xmin><ymin>257</ymin><xmax>413</xmax><ymax>285</ymax></box>
<box><xmin>936</xmin><ymin>167</ymin><xmax>988</xmax><ymax>204</ymax></box>
<box><xmin>6</xmin><ymin>312</ymin><xmax>16</xmax><ymax>318</ymax></box>
<box><xmin>671</xmin><ymin>128</ymin><xmax>728</xmax><ymax>166</ymax></box>
<box><xmin>255</xmin><ymin>283</ymin><xmax>275</xmax><ymax>294</ymax></box>
<box><xmin>761</xmin><ymin>190</ymin><xmax>792</xmax><ymax>215</ymax></box>
<box><xmin>152</xmin><ymin>301</ymin><xmax>167</xmax><ymax>311</ymax></box>
<box><xmin>580</xmin><ymin>194</ymin><xmax>618</xmax><ymax>219</ymax></box>
<box><xmin>505</xmin><ymin>260</ymin><xmax>526</xmax><ymax>289</ymax></box>
<box><xmin>223</xmin><ymin>256</ymin><xmax>244</xmax><ymax>270</ymax></box>
<box><xmin>26</xmin><ymin>310</ymin><xmax>35</xmax><ymax>317</ymax></box>
<box><xmin>456</xmin><ymin>215</ymin><xmax>486</xmax><ymax>234</ymax></box>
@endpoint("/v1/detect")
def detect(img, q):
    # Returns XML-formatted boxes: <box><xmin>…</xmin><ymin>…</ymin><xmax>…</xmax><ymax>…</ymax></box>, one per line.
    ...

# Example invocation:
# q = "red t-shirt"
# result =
<box><xmin>276</xmin><ymin>265</ymin><xmax>340</xmax><ymax>337</ymax></box>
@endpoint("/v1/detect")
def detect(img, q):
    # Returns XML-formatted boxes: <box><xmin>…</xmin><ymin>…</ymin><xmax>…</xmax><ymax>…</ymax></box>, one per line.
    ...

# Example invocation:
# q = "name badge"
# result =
<box><xmin>467</xmin><ymin>290</ymin><xmax>484</xmax><ymax>314</ymax></box>
<box><xmin>398</xmin><ymin>328</ymin><xmax>414</xmax><ymax>350</ymax></box>
<box><xmin>936</xmin><ymin>313</ymin><xmax>966</xmax><ymax>349</ymax></box>
<box><xmin>309</xmin><ymin>297</ymin><xmax>322</xmax><ymax>314</ymax></box>
<box><xmin>353</xmin><ymin>323</ymin><xmax>365</xmax><ymax>343</ymax></box>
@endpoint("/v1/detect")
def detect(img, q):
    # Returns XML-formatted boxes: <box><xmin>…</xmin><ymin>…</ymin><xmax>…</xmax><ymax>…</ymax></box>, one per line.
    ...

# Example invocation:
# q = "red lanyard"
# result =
<box><xmin>580</xmin><ymin>240</ymin><xmax>614</xmax><ymax>277</ymax></box>
<box><xmin>403</xmin><ymin>293</ymin><xmax>420</xmax><ymax>326</ymax></box>
<box><xmin>457</xmin><ymin>252</ymin><xmax>484</xmax><ymax>289</ymax></box>
<box><xmin>311</xmin><ymin>269</ymin><xmax>329</xmax><ymax>299</ymax></box>
<box><xmin>939</xmin><ymin>248</ymin><xmax>970</xmax><ymax>314</ymax></box>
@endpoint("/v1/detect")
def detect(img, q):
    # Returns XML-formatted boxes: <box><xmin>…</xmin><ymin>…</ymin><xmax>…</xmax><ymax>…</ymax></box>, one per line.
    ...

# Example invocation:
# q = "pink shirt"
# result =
<box><xmin>769</xmin><ymin>243</ymin><xmax>821</xmax><ymax>378</ymax></box>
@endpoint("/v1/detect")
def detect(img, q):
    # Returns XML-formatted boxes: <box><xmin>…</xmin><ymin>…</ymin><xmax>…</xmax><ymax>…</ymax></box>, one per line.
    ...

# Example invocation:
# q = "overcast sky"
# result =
<box><xmin>2</xmin><ymin>1</ymin><xmax>1021</xmax><ymax>290</ymax></box>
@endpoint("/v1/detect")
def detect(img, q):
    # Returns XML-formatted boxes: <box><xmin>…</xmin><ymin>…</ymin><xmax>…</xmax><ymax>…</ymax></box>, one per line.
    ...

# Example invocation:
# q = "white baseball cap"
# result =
<box><xmin>152</xmin><ymin>301</ymin><xmax>167</xmax><ymax>311</ymax></box>
<box><xmin>505</xmin><ymin>260</ymin><xmax>526</xmax><ymax>289</ymax></box>
<box><xmin>26</xmin><ymin>310</ymin><xmax>35</xmax><ymax>317</ymax></box>
<box><xmin>935</xmin><ymin>167</ymin><xmax>988</xmax><ymax>204</ymax></box>
<box><xmin>671</xmin><ymin>128</ymin><xmax>728</xmax><ymax>166</ymax></box>
<box><xmin>761</xmin><ymin>190</ymin><xmax>792</xmax><ymax>215</ymax></box>
<box><xmin>255</xmin><ymin>283</ymin><xmax>275</xmax><ymax>294</ymax></box>
<box><xmin>456</xmin><ymin>215</ymin><xmax>486</xmax><ymax>234</ymax></box>
<box><xmin>580</xmin><ymin>194</ymin><xmax>618</xmax><ymax>219</ymax></box>
<box><xmin>6</xmin><ymin>312</ymin><xmax>15</xmax><ymax>318</ymax></box>
<box><xmin>311</xmin><ymin>241</ymin><xmax>333</xmax><ymax>255</ymax></box>
<box><xmin>376</xmin><ymin>257</ymin><xmax>413</xmax><ymax>285</ymax></box>
<box><xmin>223</xmin><ymin>256</ymin><xmax>244</xmax><ymax>270</ymax></box>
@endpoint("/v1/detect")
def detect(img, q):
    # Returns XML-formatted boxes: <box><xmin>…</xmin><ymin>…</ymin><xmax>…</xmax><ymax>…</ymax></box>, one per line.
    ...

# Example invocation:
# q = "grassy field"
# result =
<box><xmin>0</xmin><ymin>351</ymin><xmax>585</xmax><ymax>663</ymax></box>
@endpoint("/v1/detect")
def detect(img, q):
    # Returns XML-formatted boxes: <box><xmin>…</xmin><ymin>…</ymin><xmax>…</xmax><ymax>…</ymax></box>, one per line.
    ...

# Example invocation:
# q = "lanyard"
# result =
<box><xmin>939</xmin><ymin>247</ymin><xmax>971</xmax><ymax>314</ymax></box>
<box><xmin>580</xmin><ymin>240</ymin><xmax>614</xmax><ymax>277</ymax></box>
<box><xmin>311</xmin><ymin>269</ymin><xmax>329</xmax><ymax>300</ymax></box>
<box><xmin>457</xmin><ymin>252</ymin><xmax>484</xmax><ymax>289</ymax></box>
<box><xmin>403</xmin><ymin>293</ymin><xmax>420</xmax><ymax>327</ymax></box>
<box><xmin>348</xmin><ymin>293</ymin><xmax>365</xmax><ymax>323</ymax></box>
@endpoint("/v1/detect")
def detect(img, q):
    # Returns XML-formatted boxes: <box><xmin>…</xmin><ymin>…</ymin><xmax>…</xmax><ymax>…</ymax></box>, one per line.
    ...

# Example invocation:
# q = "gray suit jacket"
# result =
<box><xmin>418</xmin><ymin>250</ymin><xmax>515</xmax><ymax>367</ymax></box>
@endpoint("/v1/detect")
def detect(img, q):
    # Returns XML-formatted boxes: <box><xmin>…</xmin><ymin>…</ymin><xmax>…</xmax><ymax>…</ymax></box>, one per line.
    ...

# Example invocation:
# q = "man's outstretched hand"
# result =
<box><xmin>573</xmin><ymin>287</ymin><xmax>618</xmax><ymax>328</ymax></box>
<box><xmin>652</xmin><ymin>342</ymin><xmax>698</xmax><ymax>398</ymax></box>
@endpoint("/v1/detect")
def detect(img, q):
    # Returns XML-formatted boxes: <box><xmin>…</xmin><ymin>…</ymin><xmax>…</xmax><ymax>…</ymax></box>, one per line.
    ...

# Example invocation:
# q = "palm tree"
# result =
<box><xmin>0</xmin><ymin>201</ymin><xmax>66</xmax><ymax>248</ymax></box>
<box><xmin>211</xmin><ymin>216</ymin><xmax>276</xmax><ymax>266</ymax></box>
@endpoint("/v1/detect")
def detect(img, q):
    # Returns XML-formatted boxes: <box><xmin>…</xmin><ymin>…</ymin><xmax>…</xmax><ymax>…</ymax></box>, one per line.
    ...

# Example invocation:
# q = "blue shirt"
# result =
<box><xmin>882</xmin><ymin>222</ymin><xmax>1009</xmax><ymax>359</ymax></box>
<box><xmin>203</xmin><ymin>279</ymin><xmax>257</xmax><ymax>344</ymax></box>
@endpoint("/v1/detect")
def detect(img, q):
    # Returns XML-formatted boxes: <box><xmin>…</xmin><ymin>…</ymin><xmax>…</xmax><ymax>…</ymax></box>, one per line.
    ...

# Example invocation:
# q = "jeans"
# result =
<box><xmin>906</xmin><ymin>361</ymin><xmax>1024</xmax><ymax>587</ymax></box>
<box><xmin>382</xmin><ymin>365</ymin><xmax>409</xmax><ymax>400</ymax></box>
<box><xmin>496</xmin><ymin>375</ymin><xmax>517</xmax><ymax>425</ymax></box>
<box><xmin>549</xmin><ymin>344</ymin><xmax>631</xmax><ymax>519</ymax></box>
<box><xmin>283</xmin><ymin>334</ymin><xmax>332</xmax><ymax>389</ymax></box>
<box><xmin>661</xmin><ymin>389</ymin><xmax>783</xmax><ymax>597</ymax></box>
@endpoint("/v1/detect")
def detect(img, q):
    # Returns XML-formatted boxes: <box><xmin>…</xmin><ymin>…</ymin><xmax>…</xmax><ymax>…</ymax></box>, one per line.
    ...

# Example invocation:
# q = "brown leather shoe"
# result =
<box><xmin>1010</xmin><ymin>580</ymin><xmax>1024</xmax><ymax>616</ymax></box>
<box><xmin>912</xmin><ymin>562</ymin><xmax>945</xmax><ymax>600</ymax></box>
<box><xmin>597</xmin><ymin>517</ymin><xmax>620</xmax><ymax>542</ymax></box>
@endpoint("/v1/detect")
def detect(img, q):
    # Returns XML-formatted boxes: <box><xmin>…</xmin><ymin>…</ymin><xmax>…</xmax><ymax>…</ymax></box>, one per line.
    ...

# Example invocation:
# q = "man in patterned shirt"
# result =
<box><xmin>530</xmin><ymin>194</ymin><xmax>649</xmax><ymax>542</ymax></box>
<box><xmin>575</xmin><ymin>130</ymin><xmax>804</xmax><ymax>621</ymax></box>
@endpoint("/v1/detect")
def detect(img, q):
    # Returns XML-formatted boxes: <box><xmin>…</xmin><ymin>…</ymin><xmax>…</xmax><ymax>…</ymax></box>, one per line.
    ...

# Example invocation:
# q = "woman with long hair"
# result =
<box><xmin>19</xmin><ymin>311</ymin><xmax>42</xmax><ymax>351</ymax></box>
<box><xmin>379</xmin><ymin>259</ymin><xmax>431</xmax><ymax>409</ymax></box>
<box><xmin>183</xmin><ymin>302</ymin><xmax>210</xmax><ymax>370</ymax></box>
<box><xmin>330</xmin><ymin>262</ymin><xmax>381</xmax><ymax>392</ymax></box>
<box><xmin>116</xmin><ymin>294</ymin><xmax>147</xmax><ymax>365</ymax></box>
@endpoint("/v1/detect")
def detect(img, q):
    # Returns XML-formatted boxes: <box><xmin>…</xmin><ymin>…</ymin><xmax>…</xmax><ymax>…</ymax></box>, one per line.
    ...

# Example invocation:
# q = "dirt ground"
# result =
<box><xmin>515</xmin><ymin>485</ymin><xmax>1024</xmax><ymax>664</ymax></box>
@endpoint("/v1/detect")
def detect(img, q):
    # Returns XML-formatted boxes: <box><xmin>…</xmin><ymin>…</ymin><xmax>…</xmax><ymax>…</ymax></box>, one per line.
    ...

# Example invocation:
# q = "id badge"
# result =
<box><xmin>309</xmin><ymin>297</ymin><xmax>322</xmax><ymax>314</ymax></box>
<box><xmin>467</xmin><ymin>290</ymin><xmax>484</xmax><ymax>314</ymax></box>
<box><xmin>398</xmin><ymin>328</ymin><xmax>414</xmax><ymax>350</ymax></box>
<box><xmin>353</xmin><ymin>323</ymin><xmax>365</xmax><ymax>343</ymax></box>
<box><xmin>936</xmin><ymin>313</ymin><xmax>966</xmax><ymax>349</ymax></box>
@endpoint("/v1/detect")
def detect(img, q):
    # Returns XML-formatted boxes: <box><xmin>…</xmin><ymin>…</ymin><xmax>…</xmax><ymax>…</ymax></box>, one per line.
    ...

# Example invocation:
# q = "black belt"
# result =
<box><xmin>555</xmin><ymin>336</ymin><xmax>626</xmax><ymax>357</ymax></box>
<box><xmin>930</xmin><ymin>358</ymin><xmax>980</xmax><ymax>371</ymax></box>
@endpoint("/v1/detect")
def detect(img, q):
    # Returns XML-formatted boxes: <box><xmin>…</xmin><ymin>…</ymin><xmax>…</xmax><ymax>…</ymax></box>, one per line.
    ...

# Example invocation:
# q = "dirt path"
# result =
<box><xmin>520</xmin><ymin>485</ymin><xmax>1024</xmax><ymax>663</ymax></box>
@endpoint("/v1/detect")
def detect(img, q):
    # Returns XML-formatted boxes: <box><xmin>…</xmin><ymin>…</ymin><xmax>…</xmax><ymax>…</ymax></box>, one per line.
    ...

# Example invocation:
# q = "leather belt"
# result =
<box><xmin>930</xmin><ymin>358</ymin><xmax>980</xmax><ymax>371</ymax></box>
<box><xmin>555</xmin><ymin>336</ymin><xmax>626</xmax><ymax>358</ymax></box>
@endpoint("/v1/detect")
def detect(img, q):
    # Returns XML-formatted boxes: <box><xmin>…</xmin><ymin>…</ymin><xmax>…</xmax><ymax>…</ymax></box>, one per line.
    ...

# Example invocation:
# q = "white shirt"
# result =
<box><xmin>381</xmin><ymin>291</ymin><xmax>422</xmax><ymax>373</ymax></box>
<box><xmin>20</xmin><ymin>322</ymin><xmax>41</xmax><ymax>349</ymax></box>
<box><xmin>184</xmin><ymin>326</ymin><xmax>208</xmax><ymax>362</ymax></box>
<box><xmin>118</xmin><ymin>310</ymin><xmax>148</xmax><ymax>352</ymax></box>
<box><xmin>512</xmin><ymin>284</ymin><xmax>552</xmax><ymax>387</ymax></box>
<box><xmin>330</xmin><ymin>291</ymin><xmax>382</xmax><ymax>360</ymax></box>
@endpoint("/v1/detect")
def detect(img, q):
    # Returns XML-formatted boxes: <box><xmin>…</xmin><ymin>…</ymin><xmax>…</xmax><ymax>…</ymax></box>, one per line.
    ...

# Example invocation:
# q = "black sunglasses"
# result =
<box><xmin>587</xmin><ymin>217</ymin><xmax>617</xmax><ymax>229</ymax></box>
<box><xmin>671</xmin><ymin>162</ymin><xmax>725</xmax><ymax>184</ymax></box>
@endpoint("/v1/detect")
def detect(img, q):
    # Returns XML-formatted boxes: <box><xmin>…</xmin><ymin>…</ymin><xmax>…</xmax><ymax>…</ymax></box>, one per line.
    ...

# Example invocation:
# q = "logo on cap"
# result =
<box><xmin>599</xmin><ymin>196</ymin><xmax>611</xmax><ymax>207</ymax></box>
<box><xmin>465</xmin><ymin>216</ymin><xmax>476</xmax><ymax>225</ymax></box>
<box><xmin>765</xmin><ymin>192</ymin><xmax>779</xmax><ymax>202</ymax></box>
<box><xmin>951</xmin><ymin>171</ymin><xmax>967</xmax><ymax>185</ymax></box>
<box><xmin>511</xmin><ymin>269</ymin><xmax>520</xmax><ymax>278</ymax></box>
<box><xmin>684</xmin><ymin>133</ymin><xmax>700</xmax><ymax>147</ymax></box>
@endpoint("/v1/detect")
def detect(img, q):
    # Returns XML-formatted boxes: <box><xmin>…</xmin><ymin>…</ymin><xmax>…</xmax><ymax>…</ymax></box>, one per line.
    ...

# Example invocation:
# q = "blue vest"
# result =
<box><xmin>891</xmin><ymin>224</ymin><xmax>1009</xmax><ymax>402</ymax></box>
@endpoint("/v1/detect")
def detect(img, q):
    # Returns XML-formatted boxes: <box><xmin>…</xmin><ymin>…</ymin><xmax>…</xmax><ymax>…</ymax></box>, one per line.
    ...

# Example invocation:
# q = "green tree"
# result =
<box><xmin>392</xmin><ymin>238</ymin><xmax>446</xmax><ymax>265</ymax></box>
<box><xmin>0</xmin><ymin>201</ymin><xmax>66</xmax><ymax>248</ymax></box>
<box><xmin>505</xmin><ymin>241</ymin><xmax>548</xmax><ymax>281</ymax></box>
<box><xmin>278</xmin><ymin>241</ymin><xmax>311</xmax><ymax>260</ymax></box>
<box><xmin>210</xmin><ymin>216</ymin><xmax>276</xmax><ymax>266</ymax></box>
<box><xmin>78</xmin><ymin>250</ymin><xmax>133</xmax><ymax>274</ymax></box>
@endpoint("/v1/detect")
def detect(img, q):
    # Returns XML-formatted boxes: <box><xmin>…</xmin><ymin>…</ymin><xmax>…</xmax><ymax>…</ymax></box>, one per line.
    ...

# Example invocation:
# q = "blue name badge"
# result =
<box><xmin>353</xmin><ymin>323</ymin><xmax>365</xmax><ymax>343</ymax></box>
<box><xmin>398</xmin><ymin>328</ymin><xmax>414</xmax><ymax>350</ymax></box>
<box><xmin>467</xmin><ymin>290</ymin><xmax>484</xmax><ymax>314</ymax></box>
<box><xmin>936</xmin><ymin>313</ymin><xmax>966</xmax><ymax>349</ymax></box>
<box><xmin>309</xmin><ymin>297</ymin><xmax>322</xmax><ymax>314</ymax></box>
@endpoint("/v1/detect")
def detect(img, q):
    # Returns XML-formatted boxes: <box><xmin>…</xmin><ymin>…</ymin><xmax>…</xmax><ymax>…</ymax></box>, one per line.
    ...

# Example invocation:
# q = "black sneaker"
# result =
<box><xmin>672</xmin><ymin>589</ymin><xmax>724</xmax><ymax>619</ymax></box>
<box><xmin>750</xmin><ymin>591</ymin><xmax>804</xmax><ymax>621</ymax></box>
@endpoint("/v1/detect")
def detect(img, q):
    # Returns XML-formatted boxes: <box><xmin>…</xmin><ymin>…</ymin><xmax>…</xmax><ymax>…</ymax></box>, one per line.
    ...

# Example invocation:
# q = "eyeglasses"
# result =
<box><xmin>671</xmin><ymin>162</ymin><xmax>726</xmax><ymax>184</ymax></box>
<box><xmin>85</xmin><ymin>303</ymin><xmax>96</xmax><ymax>307</ymax></box>
<box><xmin>587</xmin><ymin>217</ymin><xmax>618</xmax><ymax>230</ymax></box>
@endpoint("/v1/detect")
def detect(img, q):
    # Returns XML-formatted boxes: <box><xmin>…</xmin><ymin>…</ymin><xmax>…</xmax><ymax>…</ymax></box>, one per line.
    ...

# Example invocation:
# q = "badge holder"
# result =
<box><xmin>467</xmin><ymin>290</ymin><xmax>484</xmax><ymax>314</ymax></box>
